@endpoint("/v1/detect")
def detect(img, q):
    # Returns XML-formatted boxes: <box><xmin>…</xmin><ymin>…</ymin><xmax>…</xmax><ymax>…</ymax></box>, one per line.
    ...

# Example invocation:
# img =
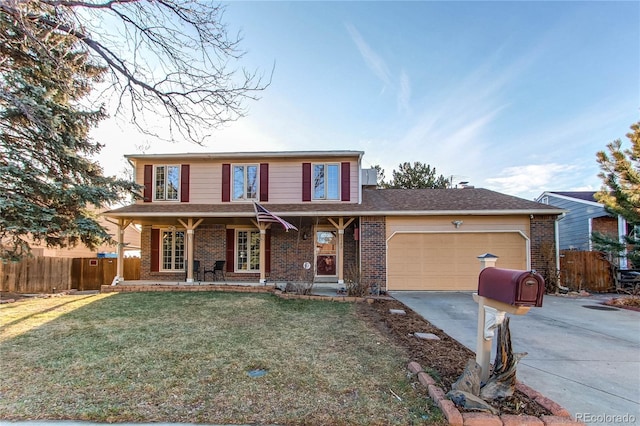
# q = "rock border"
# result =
<box><xmin>407</xmin><ymin>361</ymin><xmax>585</xmax><ymax>426</ymax></box>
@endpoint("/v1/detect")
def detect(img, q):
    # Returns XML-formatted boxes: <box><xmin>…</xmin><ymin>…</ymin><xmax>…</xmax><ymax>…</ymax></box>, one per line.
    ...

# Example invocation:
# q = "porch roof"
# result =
<box><xmin>105</xmin><ymin>188</ymin><xmax>564</xmax><ymax>219</ymax></box>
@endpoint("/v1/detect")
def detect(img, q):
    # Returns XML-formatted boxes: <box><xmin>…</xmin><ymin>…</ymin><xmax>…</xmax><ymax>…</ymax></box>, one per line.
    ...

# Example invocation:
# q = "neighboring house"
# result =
<box><xmin>29</xmin><ymin>215</ymin><xmax>142</xmax><ymax>258</ymax></box>
<box><xmin>536</xmin><ymin>191</ymin><xmax>635</xmax><ymax>268</ymax></box>
<box><xmin>104</xmin><ymin>151</ymin><xmax>563</xmax><ymax>291</ymax></box>
<box><xmin>536</xmin><ymin>191</ymin><xmax>617</xmax><ymax>251</ymax></box>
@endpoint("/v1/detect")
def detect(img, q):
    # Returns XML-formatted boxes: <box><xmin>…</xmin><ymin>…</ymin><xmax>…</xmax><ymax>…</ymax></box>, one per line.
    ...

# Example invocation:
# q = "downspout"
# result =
<box><xmin>618</xmin><ymin>216</ymin><xmax>628</xmax><ymax>269</ymax></box>
<box><xmin>555</xmin><ymin>213</ymin><xmax>564</xmax><ymax>273</ymax></box>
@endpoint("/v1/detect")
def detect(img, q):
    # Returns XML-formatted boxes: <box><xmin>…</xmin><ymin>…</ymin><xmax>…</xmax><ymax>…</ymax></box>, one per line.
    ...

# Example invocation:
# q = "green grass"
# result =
<box><xmin>0</xmin><ymin>292</ymin><xmax>444</xmax><ymax>425</ymax></box>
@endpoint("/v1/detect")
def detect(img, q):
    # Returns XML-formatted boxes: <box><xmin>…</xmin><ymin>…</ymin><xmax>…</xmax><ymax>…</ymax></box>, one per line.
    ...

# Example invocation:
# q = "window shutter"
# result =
<box><xmin>225</xmin><ymin>228</ymin><xmax>234</xmax><ymax>272</ymax></box>
<box><xmin>181</xmin><ymin>164</ymin><xmax>190</xmax><ymax>202</ymax></box>
<box><xmin>265</xmin><ymin>229</ymin><xmax>271</xmax><ymax>273</ymax></box>
<box><xmin>143</xmin><ymin>165</ymin><xmax>153</xmax><ymax>202</ymax></box>
<box><xmin>222</xmin><ymin>163</ymin><xmax>230</xmax><ymax>202</ymax></box>
<box><xmin>260</xmin><ymin>163</ymin><xmax>269</xmax><ymax>202</ymax></box>
<box><xmin>341</xmin><ymin>162</ymin><xmax>350</xmax><ymax>201</ymax></box>
<box><xmin>302</xmin><ymin>162</ymin><xmax>311</xmax><ymax>201</ymax></box>
<box><xmin>150</xmin><ymin>229</ymin><xmax>160</xmax><ymax>272</ymax></box>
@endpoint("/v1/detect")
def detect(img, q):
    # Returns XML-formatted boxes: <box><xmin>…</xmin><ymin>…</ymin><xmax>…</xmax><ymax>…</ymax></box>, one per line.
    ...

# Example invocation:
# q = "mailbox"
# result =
<box><xmin>478</xmin><ymin>267</ymin><xmax>544</xmax><ymax>307</ymax></box>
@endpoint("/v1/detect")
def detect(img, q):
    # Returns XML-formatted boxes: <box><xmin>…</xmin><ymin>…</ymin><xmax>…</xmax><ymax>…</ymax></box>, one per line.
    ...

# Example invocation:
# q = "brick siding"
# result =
<box><xmin>530</xmin><ymin>215</ymin><xmax>559</xmax><ymax>289</ymax></box>
<box><xmin>592</xmin><ymin>216</ymin><xmax>618</xmax><ymax>238</ymax></box>
<box><xmin>360</xmin><ymin>216</ymin><xmax>386</xmax><ymax>289</ymax></box>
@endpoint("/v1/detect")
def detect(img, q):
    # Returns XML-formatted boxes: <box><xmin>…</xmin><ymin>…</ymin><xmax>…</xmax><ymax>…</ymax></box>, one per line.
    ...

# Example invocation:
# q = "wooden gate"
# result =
<box><xmin>560</xmin><ymin>250</ymin><xmax>613</xmax><ymax>292</ymax></box>
<box><xmin>71</xmin><ymin>258</ymin><xmax>141</xmax><ymax>291</ymax></box>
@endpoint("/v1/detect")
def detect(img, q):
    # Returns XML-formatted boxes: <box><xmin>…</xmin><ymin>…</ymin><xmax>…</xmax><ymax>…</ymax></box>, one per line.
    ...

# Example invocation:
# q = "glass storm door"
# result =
<box><xmin>315</xmin><ymin>230</ymin><xmax>337</xmax><ymax>277</ymax></box>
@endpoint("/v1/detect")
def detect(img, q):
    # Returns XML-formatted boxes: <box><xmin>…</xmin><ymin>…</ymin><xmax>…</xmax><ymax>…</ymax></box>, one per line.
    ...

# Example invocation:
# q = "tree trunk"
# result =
<box><xmin>480</xmin><ymin>317</ymin><xmax>527</xmax><ymax>400</ymax></box>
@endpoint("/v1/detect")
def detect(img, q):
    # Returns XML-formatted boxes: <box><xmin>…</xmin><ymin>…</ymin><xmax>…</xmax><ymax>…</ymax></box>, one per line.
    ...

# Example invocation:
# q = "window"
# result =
<box><xmin>313</xmin><ymin>163</ymin><xmax>339</xmax><ymax>200</ymax></box>
<box><xmin>236</xmin><ymin>229</ymin><xmax>260</xmax><ymax>272</ymax></box>
<box><xmin>233</xmin><ymin>164</ymin><xmax>258</xmax><ymax>201</ymax></box>
<box><xmin>161</xmin><ymin>229</ymin><xmax>185</xmax><ymax>271</ymax></box>
<box><xmin>155</xmin><ymin>165</ymin><xmax>180</xmax><ymax>201</ymax></box>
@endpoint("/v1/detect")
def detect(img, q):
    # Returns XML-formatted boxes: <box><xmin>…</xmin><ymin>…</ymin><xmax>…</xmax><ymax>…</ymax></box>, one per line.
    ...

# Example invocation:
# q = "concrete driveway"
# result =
<box><xmin>391</xmin><ymin>291</ymin><xmax>640</xmax><ymax>425</ymax></box>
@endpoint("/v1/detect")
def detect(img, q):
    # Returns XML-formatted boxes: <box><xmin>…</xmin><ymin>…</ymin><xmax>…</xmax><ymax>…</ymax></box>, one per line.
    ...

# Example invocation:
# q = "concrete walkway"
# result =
<box><xmin>391</xmin><ymin>291</ymin><xmax>640</xmax><ymax>425</ymax></box>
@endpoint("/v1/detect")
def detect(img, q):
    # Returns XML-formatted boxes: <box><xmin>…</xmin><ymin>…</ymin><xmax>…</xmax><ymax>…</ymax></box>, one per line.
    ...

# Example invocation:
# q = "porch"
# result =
<box><xmin>101</xmin><ymin>280</ymin><xmax>345</xmax><ymax>297</ymax></box>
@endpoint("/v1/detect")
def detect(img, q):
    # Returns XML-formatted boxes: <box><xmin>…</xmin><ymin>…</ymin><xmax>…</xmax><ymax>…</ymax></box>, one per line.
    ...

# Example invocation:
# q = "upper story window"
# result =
<box><xmin>233</xmin><ymin>164</ymin><xmax>258</xmax><ymax>201</ymax></box>
<box><xmin>313</xmin><ymin>163</ymin><xmax>339</xmax><ymax>200</ymax></box>
<box><xmin>155</xmin><ymin>165</ymin><xmax>180</xmax><ymax>201</ymax></box>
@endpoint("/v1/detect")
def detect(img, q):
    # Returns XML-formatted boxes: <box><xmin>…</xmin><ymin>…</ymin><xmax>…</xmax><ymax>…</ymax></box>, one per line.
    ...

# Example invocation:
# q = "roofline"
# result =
<box><xmin>125</xmin><ymin>150</ymin><xmax>365</xmax><ymax>161</ymax></box>
<box><xmin>538</xmin><ymin>191</ymin><xmax>603</xmax><ymax>208</ymax></box>
<box><xmin>104</xmin><ymin>208</ymin><xmax>566</xmax><ymax>218</ymax></box>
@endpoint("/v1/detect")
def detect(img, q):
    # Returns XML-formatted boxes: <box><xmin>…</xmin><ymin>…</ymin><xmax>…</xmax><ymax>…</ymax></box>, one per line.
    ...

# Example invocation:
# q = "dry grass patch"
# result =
<box><xmin>0</xmin><ymin>292</ymin><xmax>443</xmax><ymax>425</ymax></box>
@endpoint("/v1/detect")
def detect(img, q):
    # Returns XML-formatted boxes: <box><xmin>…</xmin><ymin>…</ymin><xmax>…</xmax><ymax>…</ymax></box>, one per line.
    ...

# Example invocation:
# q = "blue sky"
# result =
<box><xmin>94</xmin><ymin>1</ymin><xmax>639</xmax><ymax>201</ymax></box>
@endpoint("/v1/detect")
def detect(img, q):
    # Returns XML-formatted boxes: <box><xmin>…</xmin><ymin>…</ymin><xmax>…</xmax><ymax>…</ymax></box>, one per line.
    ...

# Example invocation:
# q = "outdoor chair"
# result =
<box><xmin>193</xmin><ymin>260</ymin><xmax>201</xmax><ymax>281</ymax></box>
<box><xmin>204</xmin><ymin>260</ymin><xmax>226</xmax><ymax>281</ymax></box>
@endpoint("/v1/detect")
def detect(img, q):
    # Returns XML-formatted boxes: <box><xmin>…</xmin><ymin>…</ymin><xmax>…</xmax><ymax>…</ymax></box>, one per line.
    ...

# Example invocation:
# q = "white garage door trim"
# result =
<box><xmin>385</xmin><ymin>230</ymin><xmax>531</xmax><ymax>291</ymax></box>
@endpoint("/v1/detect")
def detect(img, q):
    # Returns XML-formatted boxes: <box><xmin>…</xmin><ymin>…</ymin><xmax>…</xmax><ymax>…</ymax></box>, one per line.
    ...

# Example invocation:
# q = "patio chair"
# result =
<box><xmin>204</xmin><ymin>260</ymin><xmax>226</xmax><ymax>281</ymax></box>
<box><xmin>193</xmin><ymin>260</ymin><xmax>201</xmax><ymax>281</ymax></box>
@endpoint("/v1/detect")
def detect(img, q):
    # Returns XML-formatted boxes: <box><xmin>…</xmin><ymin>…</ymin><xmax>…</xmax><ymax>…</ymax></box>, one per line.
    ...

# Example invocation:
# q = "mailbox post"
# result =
<box><xmin>474</xmin><ymin>254</ymin><xmax>545</xmax><ymax>382</ymax></box>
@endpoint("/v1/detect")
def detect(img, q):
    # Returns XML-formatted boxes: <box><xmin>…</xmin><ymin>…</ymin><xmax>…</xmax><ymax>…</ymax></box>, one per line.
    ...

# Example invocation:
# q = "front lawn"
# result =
<box><xmin>0</xmin><ymin>292</ymin><xmax>443</xmax><ymax>425</ymax></box>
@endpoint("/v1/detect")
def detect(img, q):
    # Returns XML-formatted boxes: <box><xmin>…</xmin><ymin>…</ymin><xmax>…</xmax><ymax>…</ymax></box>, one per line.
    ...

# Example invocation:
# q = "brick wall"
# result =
<box><xmin>530</xmin><ymin>215</ymin><xmax>559</xmax><ymax>290</ymax></box>
<box><xmin>592</xmin><ymin>216</ymin><xmax>618</xmax><ymax>239</ymax></box>
<box><xmin>270</xmin><ymin>226</ymin><xmax>314</xmax><ymax>282</ymax></box>
<box><xmin>360</xmin><ymin>216</ymin><xmax>386</xmax><ymax>289</ymax></box>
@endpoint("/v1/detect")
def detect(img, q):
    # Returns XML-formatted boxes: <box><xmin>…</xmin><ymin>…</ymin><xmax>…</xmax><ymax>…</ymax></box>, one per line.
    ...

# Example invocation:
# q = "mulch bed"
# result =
<box><xmin>356</xmin><ymin>298</ymin><xmax>552</xmax><ymax>417</ymax></box>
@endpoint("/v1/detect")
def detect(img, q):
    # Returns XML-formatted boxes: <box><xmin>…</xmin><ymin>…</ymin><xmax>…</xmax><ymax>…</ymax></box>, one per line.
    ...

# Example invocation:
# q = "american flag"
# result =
<box><xmin>253</xmin><ymin>202</ymin><xmax>298</xmax><ymax>231</ymax></box>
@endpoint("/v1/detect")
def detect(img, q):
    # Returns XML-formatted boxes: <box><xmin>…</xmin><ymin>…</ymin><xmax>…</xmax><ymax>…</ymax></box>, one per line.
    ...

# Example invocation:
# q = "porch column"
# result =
<box><xmin>337</xmin><ymin>229</ymin><xmax>345</xmax><ymax>284</ymax></box>
<box><xmin>328</xmin><ymin>217</ymin><xmax>355</xmax><ymax>285</ymax></box>
<box><xmin>186</xmin><ymin>229</ymin><xmax>195</xmax><ymax>282</ymax></box>
<box><xmin>178</xmin><ymin>218</ymin><xmax>204</xmax><ymax>282</ymax></box>
<box><xmin>114</xmin><ymin>218</ymin><xmax>132</xmax><ymax>284</ymax></box>
<box><xmin>259</xmin><ymin>227</ymin><xmax>267</xmax><ymax>284</ymax></box>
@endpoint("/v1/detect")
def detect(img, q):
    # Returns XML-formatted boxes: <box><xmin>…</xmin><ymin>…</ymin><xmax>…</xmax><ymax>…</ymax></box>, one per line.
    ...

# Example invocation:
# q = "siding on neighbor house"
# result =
<box><xmin>546</xmin><ymin>195</ymin><xmax>610</xmax><ymax>251</ymax></box>
<box><xmin>134</xmin><ymin>156</ymin><xmax>360</xmax><ymax>205</ymax></box>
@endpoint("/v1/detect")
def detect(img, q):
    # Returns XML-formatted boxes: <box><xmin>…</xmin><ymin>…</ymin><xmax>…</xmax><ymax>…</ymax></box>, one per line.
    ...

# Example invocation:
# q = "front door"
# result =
<box><xmin>315</xmin><ymin>230</ymin><xmax>337</xmax><ymax>278</ymax></box>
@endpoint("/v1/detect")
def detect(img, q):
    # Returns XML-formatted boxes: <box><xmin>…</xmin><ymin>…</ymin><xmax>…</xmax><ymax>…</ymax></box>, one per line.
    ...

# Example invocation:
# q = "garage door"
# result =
<box><xmin>387</xmin><ymin>232</ymin><xmax>527</xmax><ymax>291</ymax></box>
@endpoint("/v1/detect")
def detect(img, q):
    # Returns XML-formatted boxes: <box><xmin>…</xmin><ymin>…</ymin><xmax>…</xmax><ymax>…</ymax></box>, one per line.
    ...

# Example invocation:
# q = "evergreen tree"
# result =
<box><xmin>592</xmin><ymin>121</ymin><xmax>640</xmax><ymax>267</ymax></box>
<box><xmin>384</xmin><ymin>161</ymin><xmax>450</xmax><ymax>189</ymax></box>
<box><xmin>0</xmin><ymin>2</ymin><xmax>137</xmax><ymax>260</ymax></box>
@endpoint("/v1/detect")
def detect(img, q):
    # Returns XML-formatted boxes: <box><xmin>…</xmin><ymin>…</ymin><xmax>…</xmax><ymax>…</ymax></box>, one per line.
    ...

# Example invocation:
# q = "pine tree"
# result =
<box><xmin>592</xmin><ymin>121</ymin><xmax>640</xmax><ymax>267</ymax></box>
<box><xmin>385</xmin><ymin>162</ymin><xmax>450</xmax><ymax>189</ymax></box>
<box><xmin>0</xmin><ymin>2</ymin><xmax>137</xmax><ymax>260</ymax></box>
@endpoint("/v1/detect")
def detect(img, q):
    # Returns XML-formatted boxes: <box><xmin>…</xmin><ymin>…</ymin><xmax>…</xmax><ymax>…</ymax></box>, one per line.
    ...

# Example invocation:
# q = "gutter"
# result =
<box><xmin>104</xmin><ymin>208</ymin><xmax>567</xmax><ymax>218</ymax></box>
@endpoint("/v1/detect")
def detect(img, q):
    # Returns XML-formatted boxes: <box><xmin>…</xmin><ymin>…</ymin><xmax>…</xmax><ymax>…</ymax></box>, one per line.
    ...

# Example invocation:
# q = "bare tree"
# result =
<box><xmin>0</xmin><ymin>0</ymin><xmax>268</xmax><ymax>144</ymax></box>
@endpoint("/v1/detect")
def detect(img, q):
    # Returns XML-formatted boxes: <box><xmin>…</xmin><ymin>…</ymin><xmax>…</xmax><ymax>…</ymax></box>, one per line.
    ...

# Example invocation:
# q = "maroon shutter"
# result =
<box><xmin>150</xmin><ymin>228</ymin><xmax>160</xmax><ymax>272</ymax></box>
<box><xmin>260</xmin><ymin>163</ymin><xmax>269</xmax><ymax>202</ymax></box>
<box><xmin>143</xmin><ymin>165</ymin><xmax>153</xmax><ymax>202</ymax></box>
<box><xmin>265</xmin><ymin>229</ymin><xmax>271</xmax><ymax>274</ymax></box>
<box><xmin>222</xmin><ymin>163</ymin><xmax>231</xmax><ymax>202</ymax></box>
<box><xmin>225</xmin><ymin>228</ymin><xmax>234</xmax><ymax>272</ymax></box>
<box><xmin>302</xmin><ymin>162</ymin><xmax>311</xmax><ymax>201</ymax></box>
<box><xmin>181</xmin><ymin>164</ymin><xmax>190</xmax><ymax>202</ymax></box>
<box><xmin>341</xmin><ymin>162</ymin><xmax>350</xmax><ymax>201</ymax></box>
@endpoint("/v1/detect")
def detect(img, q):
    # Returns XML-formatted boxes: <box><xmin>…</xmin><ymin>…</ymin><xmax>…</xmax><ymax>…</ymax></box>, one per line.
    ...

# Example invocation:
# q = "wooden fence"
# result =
<box><xmin>1</xmin><ymin>257</ymin><xmax>140</xmax><ymax>293</ymax></box>
<box><xmin>559</xmin><ymin>250</ymin><xmax>614</xmax><ymax>292</ymax></box>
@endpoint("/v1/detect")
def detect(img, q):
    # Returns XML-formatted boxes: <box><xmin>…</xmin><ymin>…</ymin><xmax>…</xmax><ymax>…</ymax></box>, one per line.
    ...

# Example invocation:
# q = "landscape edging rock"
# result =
<box><xmin>407</xmin><ymin>361</ymin><xmax>585</xmax><ymax>426</ymax></box>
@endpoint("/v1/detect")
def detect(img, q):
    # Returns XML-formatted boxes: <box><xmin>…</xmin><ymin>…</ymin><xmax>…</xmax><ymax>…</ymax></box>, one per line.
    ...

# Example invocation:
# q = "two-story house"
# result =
<box><xmin>105</xmin><ymin>150</ymin><xmax>563</xmax><ymax>291</ymax></box>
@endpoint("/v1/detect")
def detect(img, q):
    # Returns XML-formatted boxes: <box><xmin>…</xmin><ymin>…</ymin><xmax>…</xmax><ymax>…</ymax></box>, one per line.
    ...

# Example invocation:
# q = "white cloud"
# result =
<box><xmin>397</xmin><ymin>70</ymin><xmax>411</xmax><ymax>114</ymax></box>
<box><xmin>484</xmin><ymin>163</ymin><xmax>579</xmax><ymax>197</ymax></box>
<box><xmin>345</xmin><ymin>22</ymin><xmax>413</xmax><ymax>115</ymax></box>
<box><xmin>345</xmin><ymin>23</ymin><xmax>392</xmax><ymax>86</ymax></box>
